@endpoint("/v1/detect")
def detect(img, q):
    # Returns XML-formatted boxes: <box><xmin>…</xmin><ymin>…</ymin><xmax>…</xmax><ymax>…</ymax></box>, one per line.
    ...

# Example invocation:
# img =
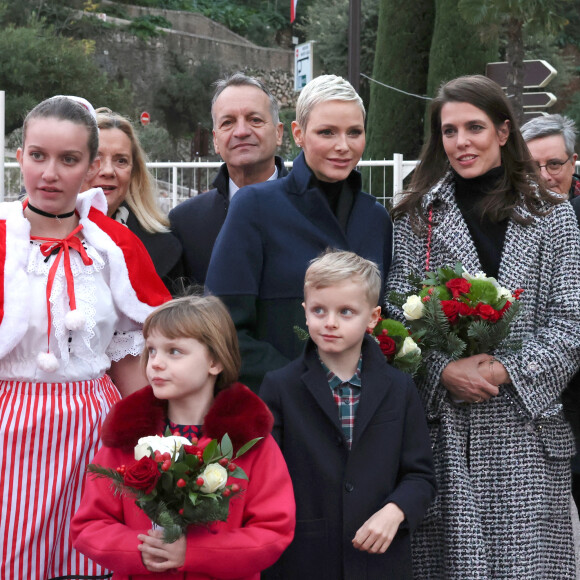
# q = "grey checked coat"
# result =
<box><xmin>386</xmin><ymin>173</ymin><xmax>580</xmax><ymax>579</ymax></box>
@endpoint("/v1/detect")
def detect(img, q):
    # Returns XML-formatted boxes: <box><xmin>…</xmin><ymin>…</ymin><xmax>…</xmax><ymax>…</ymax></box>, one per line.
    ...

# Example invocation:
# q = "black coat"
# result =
<box><xmin>169</xmin><ymin>157</ymin><xmax>287</xmax><ymax>286</ymax></box>
<box><xmin>123</xmin><ymin>205</ymin><xmax>183</xmax><ymax>295</ymax></box>
<box><xmin>259</xmin><ymin>336</ymin><xmax>436</xmax><ymax>580</ymax></box>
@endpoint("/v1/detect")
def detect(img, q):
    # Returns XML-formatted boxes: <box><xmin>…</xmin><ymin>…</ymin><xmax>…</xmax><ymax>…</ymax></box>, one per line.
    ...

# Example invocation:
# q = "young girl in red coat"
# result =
<box><xmin>71</xmin><ymin>295</ymin><xmax>296</xmax><ymax>579</ymax></box>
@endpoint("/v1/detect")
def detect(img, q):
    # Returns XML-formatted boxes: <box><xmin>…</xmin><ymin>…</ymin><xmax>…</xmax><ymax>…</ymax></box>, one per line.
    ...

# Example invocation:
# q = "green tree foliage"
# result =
<box><xmin>137</xmin><ymin>122</ymin><xmax>177</xmax><ymax>161</ymax></box>
<box><xmin>0</xmin><ymin>23</ymin><xmax>132</xmax><ymax>133</ymax></box>
<box><xmin>126</xmin><ymin>14</ymin><xmax>171</xmax><ymax>39</ymax></box>
<box><xmin>365</xmin><ymin>0</ymin><xmax>434</xmax><ymax>161</ymax></box>
<box><xmin>427</xmin><ymin>0</ymin><xmax>498</xmax><ymax>100</ymax></box>
<box><xmin>458</xmin><ymin>0</ymin><xmax>571</xmax><ymax>124</ymax></box>
<box><xmin>154</xmin><ymin>55</ymin><xmax>220</xmax><ymax>146</ymax></box>
<box><xmin>114</xmin><ymin>0</ymin><xmax>290</xmax><ymax>47</ymax></box>
<box><xmin>296</xmin><ymin>0</ymin><xmax>379</xmax><ymax>104</ymax></box>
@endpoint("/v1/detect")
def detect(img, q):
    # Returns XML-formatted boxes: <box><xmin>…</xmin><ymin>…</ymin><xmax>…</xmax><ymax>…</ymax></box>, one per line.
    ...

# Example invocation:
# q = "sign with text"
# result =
<box><xmin>295</xmin><ymin>42</ymin><xmax>314</xmax><ymax>92</ymax></box>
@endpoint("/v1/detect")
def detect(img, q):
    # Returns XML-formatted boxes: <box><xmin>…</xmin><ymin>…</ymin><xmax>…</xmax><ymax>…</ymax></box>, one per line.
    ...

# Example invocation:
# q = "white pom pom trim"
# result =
<box><xmin>65</xmin><ymin>309</ymin><xmax>86</xmax><ymax>331</ymax></box>
<box><xmin>37</xmin><ymin>351</ymin><xmax>59</xmax><ymax>373</ymax></box>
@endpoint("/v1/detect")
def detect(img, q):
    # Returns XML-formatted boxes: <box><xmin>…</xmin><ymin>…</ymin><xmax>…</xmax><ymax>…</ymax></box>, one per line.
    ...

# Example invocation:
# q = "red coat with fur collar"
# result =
<box><xmin>71</xmin><ymin>383</ymin><xmax>295</xmax><ymax>580</ymax></box>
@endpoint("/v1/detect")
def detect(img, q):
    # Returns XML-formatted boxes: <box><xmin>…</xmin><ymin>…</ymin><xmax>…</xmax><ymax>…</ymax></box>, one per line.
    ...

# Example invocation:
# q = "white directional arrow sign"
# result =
<box><xmin>521</xmin><ymin>92</ymin><xmax>557</xmax><ymax>109</ymax></box>
<box><xmin>486</xmin><ymin>60</ymin><xmax>557</xmax><ymax>89</ymax></box>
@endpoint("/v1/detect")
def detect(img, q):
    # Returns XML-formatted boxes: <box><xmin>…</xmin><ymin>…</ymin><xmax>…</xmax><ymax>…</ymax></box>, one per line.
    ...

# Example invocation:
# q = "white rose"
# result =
<box><xmin>402</xmin><ymin>295</ymin><xmax>424</xmax><ymax>320</ymax></box>
<box><xmin>134</xmin><ymin>435</ymin><xmax>192</xmax><ymax>460</ymax></box>
<box><xmin>200</xmin><ymin>463</ymin><xmax>228</xmax><ymax>494</ymax></box>
<box><xmin>496</xmin><ymin>286</ymin><xmax>515</xmax><ymax>303</ymax></box>
<box><xmin>395</xmin><ymin>336</ymin><xmax>420</xmax><ymax>359</ymax></box>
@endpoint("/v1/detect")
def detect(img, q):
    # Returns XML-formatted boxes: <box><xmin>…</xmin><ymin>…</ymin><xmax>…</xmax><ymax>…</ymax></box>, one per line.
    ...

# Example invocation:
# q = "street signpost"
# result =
<box><xmin>485</xmin><ymin>60</ymin><xmax>557</xmax><ymax>117</ymax></box>
<box><xmin>485</xmin><ymin>60</ymin><xmax>557</xmax><ymax>89</ymax></box>
<box><xmin>140</xmin><ymin>111</ymin><xmax>151</xmax><ymax>126</ymax></box>
<box><xmin>523</xmin><ymin>111</ymin><xmax>549</xmax><ymax>121</ymax></box>
<box><xmin>294</xmin><ymin>42</ymin><xmax>314</xmax><ymax>92</ymax></box>
<box><xmin>521</xmin><ymin>92</ymin><xmax>557</xmax><ymax>109</ymax></box>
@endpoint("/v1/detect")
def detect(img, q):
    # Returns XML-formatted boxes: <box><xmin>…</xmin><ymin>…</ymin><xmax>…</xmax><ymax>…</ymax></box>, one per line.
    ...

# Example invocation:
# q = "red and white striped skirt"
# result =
<box><xmin>0</xmin><ymin>375</ymin><xmax>121</xmax><ymax>580</ymax></box>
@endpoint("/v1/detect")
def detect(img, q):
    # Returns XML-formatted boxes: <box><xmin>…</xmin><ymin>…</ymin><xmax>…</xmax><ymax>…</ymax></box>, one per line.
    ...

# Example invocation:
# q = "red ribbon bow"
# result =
<box><xmin>31</xmin><ymin>224</ymin><xmax>93</xmax><ymax>354</ymax></box>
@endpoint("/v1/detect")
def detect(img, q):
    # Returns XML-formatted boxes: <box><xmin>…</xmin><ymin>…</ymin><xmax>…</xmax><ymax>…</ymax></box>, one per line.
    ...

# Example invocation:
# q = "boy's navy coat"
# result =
<box><xmin>260</xmin><ymin>335</ymin><xmax>436</xmax><ymax>580</ymax></box>
<box><xmin>205</xmin><ymin>151</ymin><xmax>393</xmax><ymax>391</ymax></box>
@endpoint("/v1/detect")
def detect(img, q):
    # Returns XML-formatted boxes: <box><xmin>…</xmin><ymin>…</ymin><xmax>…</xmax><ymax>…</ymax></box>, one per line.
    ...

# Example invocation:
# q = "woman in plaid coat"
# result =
<box><xmin>386</xmin><ymin>75</ymin><xmax>580</xmax><ymax>579</ymax></box>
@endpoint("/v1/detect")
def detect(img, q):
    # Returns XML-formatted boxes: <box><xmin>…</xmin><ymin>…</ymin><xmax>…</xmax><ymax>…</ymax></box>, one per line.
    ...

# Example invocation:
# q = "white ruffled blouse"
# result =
<box><xmin>0</xmin><ymin>239</ymin><xmax>143</xmax><ymax>383</ymax></box>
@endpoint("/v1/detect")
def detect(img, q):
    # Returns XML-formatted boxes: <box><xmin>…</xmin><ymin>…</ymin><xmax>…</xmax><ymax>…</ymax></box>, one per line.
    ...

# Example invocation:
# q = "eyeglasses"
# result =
<box><xmin>535</xmin><ymin>154</ymin><xmax>573</xmax><ymax>176</ymax></box>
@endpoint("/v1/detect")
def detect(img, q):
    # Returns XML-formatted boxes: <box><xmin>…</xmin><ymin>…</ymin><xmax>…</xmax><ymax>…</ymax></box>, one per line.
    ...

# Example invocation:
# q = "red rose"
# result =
<box><xmin>445</xmin><ymin>278</ymin><xmax>471</xmax><ymax>299</ymax></box>
<box><xmin>456</xmin><ymin>302</ymin><xmax>474</xmax><ymax>317</ymax></box>
<box><xmin>476</xmin><ymin>303</ymin><xmax>501</xmax><ymax>322</ymax></box>
<box><xmin>123</xmin><ymin>457</ymin><xmax>161</xmax><ymax>494</ymax></box>
<box><xmin>440</xmin><ymin>300</ymin><xmax>460</xmax><ymax>324</ymax></box>
<box><xmin>377</xmin><ymin>333</ymin><xmax>397</xmax><ymax>358</ymax></box>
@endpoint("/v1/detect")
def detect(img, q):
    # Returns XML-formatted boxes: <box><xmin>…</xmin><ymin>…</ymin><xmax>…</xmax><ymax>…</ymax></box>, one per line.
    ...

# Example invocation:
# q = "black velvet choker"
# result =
<box><xmin>26</xmin><ymin>202</ymin><xmax>76</xmax><ymax>220</ymax></box>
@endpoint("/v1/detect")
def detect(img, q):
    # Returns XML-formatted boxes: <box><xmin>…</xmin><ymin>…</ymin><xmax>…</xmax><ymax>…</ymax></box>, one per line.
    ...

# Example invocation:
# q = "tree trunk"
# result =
<box><xmin>505</xmin><ymin>17</ymin><xmax>525</xmax><ymax>126</ymax></box>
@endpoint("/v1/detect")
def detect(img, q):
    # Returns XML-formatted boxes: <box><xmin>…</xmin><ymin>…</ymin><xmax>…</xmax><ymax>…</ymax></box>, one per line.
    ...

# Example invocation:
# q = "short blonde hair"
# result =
<box><xmin>295</xmin><ymin>75</ymin><xmax>365</xmax><ymax>131</ymax></box>
<box><xmin>95</xmin><ymin>108</ymin><xmax>169</xmax><ymax>233</ymax></box>
<box><xmin>142</xmin><ymin>295</ymin><xmax>241</xmax><ymax>391</ymax></box>
<box><xmin>304</xmin><ymin>250</ymin><xmax>381</xmax><ymax>306</ymax></box>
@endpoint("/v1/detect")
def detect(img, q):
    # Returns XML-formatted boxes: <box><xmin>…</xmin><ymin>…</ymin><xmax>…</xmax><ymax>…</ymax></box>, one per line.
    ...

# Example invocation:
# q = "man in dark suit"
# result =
<box><xmin>169</xmin><ymin>73</ymin><xmax>286</xmax><ymax>286</ymax></box>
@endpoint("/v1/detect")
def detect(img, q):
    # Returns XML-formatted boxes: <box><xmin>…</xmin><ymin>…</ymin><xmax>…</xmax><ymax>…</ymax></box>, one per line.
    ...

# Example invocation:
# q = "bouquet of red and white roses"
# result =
<box><xmin>87</xmin><ymin>432</ymin><xmax>261</xmax><ymax>543</ymax></box>
<box><xmin>390</xmin><ymin>262</ymin><xmax>523</xmax><ymax>360</ymax></box>
<box><xmin>371</xmin><ymin>317</ymin><xmax>422</xmax><ymax>376</ymax></box>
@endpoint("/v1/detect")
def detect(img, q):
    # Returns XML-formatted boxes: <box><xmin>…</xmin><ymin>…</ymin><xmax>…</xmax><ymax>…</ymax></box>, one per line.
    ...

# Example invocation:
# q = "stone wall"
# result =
<box><xmin>91</xmin><ymin>3</ymin><xmax>295</xmax><ymax>124</ymax></box>
<box><xmin>101</xmin><ymin>0</ymin><xmax>254</xmax><ymax>46</ymax></box>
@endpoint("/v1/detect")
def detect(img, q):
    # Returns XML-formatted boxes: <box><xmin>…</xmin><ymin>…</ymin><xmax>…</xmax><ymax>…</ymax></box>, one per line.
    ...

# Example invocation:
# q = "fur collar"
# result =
<box><xmin>101</xmin><ymin>383</ymin><xmax>273</xmax><ymax>453</ymax></box>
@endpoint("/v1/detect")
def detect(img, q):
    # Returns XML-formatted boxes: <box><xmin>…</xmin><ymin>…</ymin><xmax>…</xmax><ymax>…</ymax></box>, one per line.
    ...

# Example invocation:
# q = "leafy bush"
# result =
<box><xmin>0</xmin><ymin>22</ymin><xmax>133</xmax><ymax>133</ymax></box>
<box><xmin>126</xmin><ymin>14</ymin><xmax>170</xmax><ymax>39</ymax></box>
<box><xmin>102</xmin><ymin>4</ymin><xmax>130</xmax><ymax>19</ymax></box>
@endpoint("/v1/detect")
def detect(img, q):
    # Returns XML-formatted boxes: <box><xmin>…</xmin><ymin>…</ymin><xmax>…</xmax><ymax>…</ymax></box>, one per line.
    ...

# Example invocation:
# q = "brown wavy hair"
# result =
<box><xmin>392</xmin><ymin>75</ymin><xmax>559</xmax><ymax>227</ymax></box>
<box><xmin>142</xmin><ymin>295</ymin><xmax>241</xmax><ymax>392</ymax></box>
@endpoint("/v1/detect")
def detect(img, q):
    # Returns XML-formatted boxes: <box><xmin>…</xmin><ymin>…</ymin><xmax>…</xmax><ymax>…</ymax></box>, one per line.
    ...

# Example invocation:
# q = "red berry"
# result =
<box><xmin>196</xmin><ymin>477</ymin><xmax>205</xmax><ymax>486</ymax></box>
<box><xmin>116</xmin><ymin>465</ymin><xmax>126</xmax><ymax>474</ymax></box>
<box><xmin>162</xmin><ymin>460</ymin><xmax>171</xmax><ymax>471</ymax></box>
<box><xmin>176</xmin><ymin>478</ymin><xmax>187</xmax><ymax>488</ymax></box>
<box><xmin>231</xmin><ymin>483</ymin><xmax>240</xmax><ymax>492</ymax></box>
<box><xmin>218</xmin><ymin>458</ymin><xmax>229</xmax><ymax>467</ymax></box>
<box><xmin>178</xmin><ymin>508</ymin><xmax>184</xmax><ymax>515</ymax></box>
<box><xmin>162</xmin><ymin>452</ymin><xmax>172</xmax><ymax>461</ymax></box>
<box><xmin>191</xmin><ymin>437</ymin><xmax>199</xmax><ymax>445</ymax></box>
<box><xmin>222</xmin><ymin>488</ymin><xmax>231</xmax><ymax>497</ymax></box>
<box><xmin>228</xmin><ymin>463</ymin><xmax>236</xmax><ymax>472</ymax></box>
<box><xmin>173</xmin><ymin>431</ymin><xmax>181</xmax><ymax>437</ymax></box>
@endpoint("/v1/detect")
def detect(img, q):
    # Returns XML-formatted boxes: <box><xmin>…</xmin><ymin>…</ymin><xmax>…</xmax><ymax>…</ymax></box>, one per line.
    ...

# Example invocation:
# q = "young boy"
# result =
<box><xmin>260</xmin><ymin>250</ymin><xmax>435</xmax><ymax>580</ymax></box>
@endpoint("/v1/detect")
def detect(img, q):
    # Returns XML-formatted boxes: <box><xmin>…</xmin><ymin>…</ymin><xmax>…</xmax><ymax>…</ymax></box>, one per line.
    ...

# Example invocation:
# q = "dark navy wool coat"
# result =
<box><xmin>205</xmin><ymin>152</ymin><xmax>393</xmax><ymax>390</ymax></box>
<box><xmin>169</xmin><ymin>157</ymin><xmax>287</xmax><ymax>286</ymax></box>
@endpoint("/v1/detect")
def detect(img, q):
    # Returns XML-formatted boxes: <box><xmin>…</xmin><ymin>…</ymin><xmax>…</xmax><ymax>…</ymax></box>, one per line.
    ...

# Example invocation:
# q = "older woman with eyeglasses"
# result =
<box><xmin>521</xmin><ymin>114</ymin><xmax>579</xmax><ymax>199</ymax></box>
